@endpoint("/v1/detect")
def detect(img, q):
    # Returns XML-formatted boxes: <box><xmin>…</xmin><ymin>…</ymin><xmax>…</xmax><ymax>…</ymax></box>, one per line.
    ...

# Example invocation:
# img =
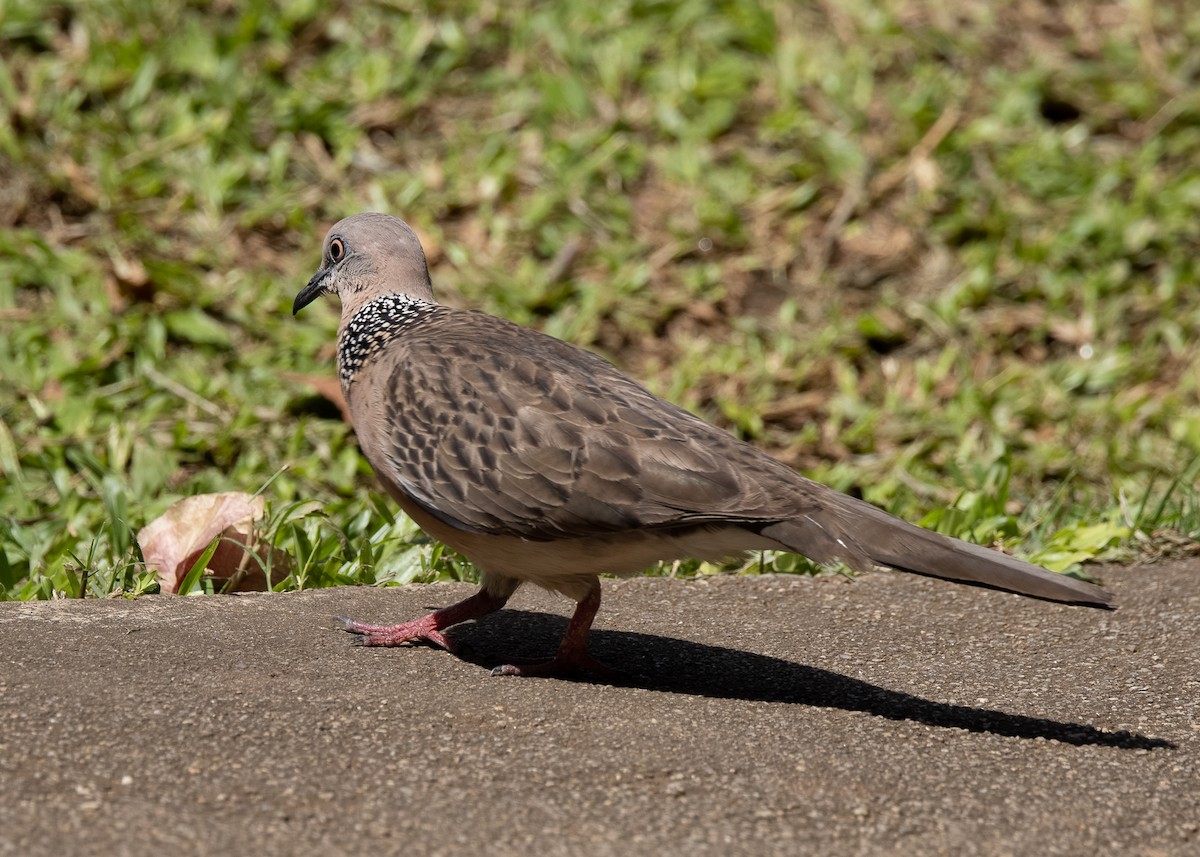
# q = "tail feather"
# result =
<box><xmin>758</xmin><ymin>491</ymin><xmax>1113</xmax><ymax>608</ymax></box>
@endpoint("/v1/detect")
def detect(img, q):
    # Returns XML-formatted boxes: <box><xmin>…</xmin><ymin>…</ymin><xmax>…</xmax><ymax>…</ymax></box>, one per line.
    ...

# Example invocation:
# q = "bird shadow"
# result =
<box><xmin>447</xmin><ymin>609</ymin><xmax>1173</xmax><ymax>751</ymax></box>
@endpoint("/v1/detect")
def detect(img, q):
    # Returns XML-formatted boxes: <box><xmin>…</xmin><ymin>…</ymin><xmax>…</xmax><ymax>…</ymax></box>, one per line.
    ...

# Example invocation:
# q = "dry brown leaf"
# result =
<box><xmin>138</xmin><ymin>493</ymin><xmax>280</xmax><ymax>594</ymax></box>
<box><xmin>283</xmin><ymin>372</ymin><xmax>352</xmax><ymax>425</ymax></box>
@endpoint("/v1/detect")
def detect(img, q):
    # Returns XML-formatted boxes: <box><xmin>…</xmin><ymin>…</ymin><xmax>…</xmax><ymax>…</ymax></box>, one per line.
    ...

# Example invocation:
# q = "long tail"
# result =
<box><xmin>757</xmin><ymin>486</ymin><xmax>1113</xmax><ymax>608</ymax></box>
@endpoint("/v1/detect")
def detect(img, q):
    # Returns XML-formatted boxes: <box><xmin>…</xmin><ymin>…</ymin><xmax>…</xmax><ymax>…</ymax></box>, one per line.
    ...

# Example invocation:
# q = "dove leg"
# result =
<box><xmin>491</xmin><ymin>577</ymin><xmax>620</xmax><ymax>678</ymax></box>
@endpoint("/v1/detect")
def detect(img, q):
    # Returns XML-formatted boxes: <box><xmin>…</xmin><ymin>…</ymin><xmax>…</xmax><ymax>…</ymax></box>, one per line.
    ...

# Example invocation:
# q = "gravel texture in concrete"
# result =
<box><xmin>2</xmin><ymin>561</ymin><xmax>1197</xmax><ymax>856</ymax></box>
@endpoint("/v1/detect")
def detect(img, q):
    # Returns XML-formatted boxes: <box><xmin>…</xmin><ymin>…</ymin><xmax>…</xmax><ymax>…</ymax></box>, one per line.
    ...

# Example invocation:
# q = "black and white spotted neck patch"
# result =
<box><xmin>337</xmin><ymin>294</ymin><xmax>442</xmax><ymax>387</ymax></box>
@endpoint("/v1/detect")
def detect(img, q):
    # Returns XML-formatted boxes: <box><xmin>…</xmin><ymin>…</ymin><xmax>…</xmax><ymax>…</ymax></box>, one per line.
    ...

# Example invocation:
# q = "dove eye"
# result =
<box><xmin>329</xmin><ymin>237</ymin><xmax>346</xmax><ymax>262</ymax></box>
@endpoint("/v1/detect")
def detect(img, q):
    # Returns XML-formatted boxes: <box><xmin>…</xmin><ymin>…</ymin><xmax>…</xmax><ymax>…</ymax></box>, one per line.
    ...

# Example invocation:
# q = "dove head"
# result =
<box><xmin>292</xmin><ymin>213</ymin><xmax>435</xmax><ymax>319</ymax></box>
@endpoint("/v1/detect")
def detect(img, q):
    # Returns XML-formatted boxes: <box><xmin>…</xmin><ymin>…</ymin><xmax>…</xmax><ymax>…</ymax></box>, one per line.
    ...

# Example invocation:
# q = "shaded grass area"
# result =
<box><xmin>1</xmin><ymin>0</ymin><xmax>1198</xmax><ymax>598</ymax></box>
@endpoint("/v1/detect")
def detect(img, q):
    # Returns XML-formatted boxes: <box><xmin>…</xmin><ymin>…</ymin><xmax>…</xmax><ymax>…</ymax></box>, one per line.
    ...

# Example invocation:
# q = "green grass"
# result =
<box><xmin>1</xmin><ymin>0</ymin><xmax>1198</xmax><ymax>599</ymax></box>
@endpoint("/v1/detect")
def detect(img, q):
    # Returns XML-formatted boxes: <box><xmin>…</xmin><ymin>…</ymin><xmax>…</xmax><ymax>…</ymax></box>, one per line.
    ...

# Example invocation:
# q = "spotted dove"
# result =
<box><xmin>292</xmin><ymin>213</ymin><xmax>1112</xmax><ymax>677</ymax></box>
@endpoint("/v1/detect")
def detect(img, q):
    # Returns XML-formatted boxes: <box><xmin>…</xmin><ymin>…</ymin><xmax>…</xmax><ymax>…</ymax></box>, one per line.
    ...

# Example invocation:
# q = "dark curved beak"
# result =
<box><xmin>292</xmin><ymin>269</ymin><xmax>330</xmax><ymax>315</ymax></box>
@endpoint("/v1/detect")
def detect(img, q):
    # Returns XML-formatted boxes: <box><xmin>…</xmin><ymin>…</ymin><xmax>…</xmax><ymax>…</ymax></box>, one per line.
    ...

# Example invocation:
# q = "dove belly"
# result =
<box><xmin>376</xmin><ymin>472</ymin><xmax>772</xmax><ymax>596</ymax></box>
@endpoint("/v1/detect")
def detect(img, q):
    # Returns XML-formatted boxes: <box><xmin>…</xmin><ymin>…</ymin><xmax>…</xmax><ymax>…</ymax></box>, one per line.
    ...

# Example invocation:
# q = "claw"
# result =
<box><xmin>334</xmin><ymin>615</ymin><xmax>376</xmax><ymax>634</ymax></box>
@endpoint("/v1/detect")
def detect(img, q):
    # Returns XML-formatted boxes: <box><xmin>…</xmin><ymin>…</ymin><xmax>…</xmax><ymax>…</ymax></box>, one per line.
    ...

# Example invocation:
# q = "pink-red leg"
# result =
<box><xmin>491</xmin><ymin>579</ymin><xmax>621</xmax><ymax>678</ymax></box>
<box><xmin>336</xmin><ymin>587</ymin><xmax>510</xmax><ymax>652</ymax></box>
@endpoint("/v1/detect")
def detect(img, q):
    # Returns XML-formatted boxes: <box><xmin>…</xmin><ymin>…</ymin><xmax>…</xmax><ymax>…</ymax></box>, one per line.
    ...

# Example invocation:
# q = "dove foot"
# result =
<box><xmin>334</xmin><ymin>587</ymin><xmax>509</xmax><ymax>652</ymax></box>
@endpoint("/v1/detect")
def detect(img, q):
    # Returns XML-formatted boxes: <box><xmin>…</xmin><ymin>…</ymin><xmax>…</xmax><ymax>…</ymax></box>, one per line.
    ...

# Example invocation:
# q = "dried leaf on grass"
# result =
<box><xmin>138</xmin><ymin>493</ymin><xmax>285</xmax><ymax>593</ymax></box>
<box><xmin>284</xmin><ymin>372</ymin><xmax>352</xmax><ymax>424</ymax></box>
